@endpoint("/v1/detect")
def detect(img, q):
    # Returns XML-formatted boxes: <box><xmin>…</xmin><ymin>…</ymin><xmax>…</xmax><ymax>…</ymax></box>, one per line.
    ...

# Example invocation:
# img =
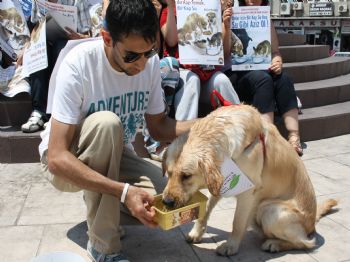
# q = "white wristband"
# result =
<box><xmin>121</xmin><ymin>183</ymin><xmax>130</xmax><ymax>204</ymax></box>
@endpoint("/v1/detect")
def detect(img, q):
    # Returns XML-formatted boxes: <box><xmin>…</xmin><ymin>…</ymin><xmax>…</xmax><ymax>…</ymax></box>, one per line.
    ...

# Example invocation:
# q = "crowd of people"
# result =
<box><xmin>1</xmin><ymin>0</ymin><xmax>303</xmax><ymax>261</ymax></box>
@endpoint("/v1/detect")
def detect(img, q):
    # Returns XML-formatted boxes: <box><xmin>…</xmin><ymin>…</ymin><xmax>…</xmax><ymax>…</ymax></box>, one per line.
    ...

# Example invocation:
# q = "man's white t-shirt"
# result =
<box><xmin>39</xmin><ymin>39</ymin><xmax>165</xmax><ymax>158</ymax></box>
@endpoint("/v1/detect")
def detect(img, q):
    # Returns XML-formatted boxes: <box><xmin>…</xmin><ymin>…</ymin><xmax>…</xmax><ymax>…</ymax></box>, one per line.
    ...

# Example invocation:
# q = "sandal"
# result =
<box><xmin>144</xmin><ymin>133</ymin><xmax>168</xmax><ymax>162</ymax></box>
<box><xmin>288</xmin><ymin>132</ymin><xmax>303</xmax><ymax>156</ymax></box>
<box><xmin>21</xmin><ymin>110</ymin><xmax>46</xmax><ymax>133</ymax></box>
<box><xmin>150</xmin><ymin>144</ymin><xmax>167</xmax><ymax>162</ymax></box>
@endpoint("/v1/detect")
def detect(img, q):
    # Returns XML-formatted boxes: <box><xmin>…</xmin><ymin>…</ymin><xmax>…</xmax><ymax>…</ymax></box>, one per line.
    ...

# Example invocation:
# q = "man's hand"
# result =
<box><xmin>65</xmin><ymin>27</ymin><xmax>90</xmax><ymax>40</ymax></box>
<box><xmin>124</xmin><ymin>185</ymin><xmax>158</xmax><ymax>228</ymax></box>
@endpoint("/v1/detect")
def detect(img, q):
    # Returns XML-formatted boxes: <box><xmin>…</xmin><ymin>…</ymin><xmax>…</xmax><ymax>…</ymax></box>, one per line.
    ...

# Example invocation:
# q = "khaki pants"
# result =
<box><xmin>41</xmin><ymin>111</ymin><xmax>166</xmax><ymax>253</ymax></box>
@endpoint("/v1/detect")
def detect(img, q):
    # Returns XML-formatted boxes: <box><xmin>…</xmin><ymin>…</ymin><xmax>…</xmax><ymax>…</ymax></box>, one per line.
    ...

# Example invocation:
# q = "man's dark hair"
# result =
<box><xmin>105</xmin><ymin>0</ymin><xmax>159</xmax><ymax>44</ymax></box>
<box><xmin>238</xmin><ymin>0</ymin><xmax>269</xmax><ymax>6</ymax></box>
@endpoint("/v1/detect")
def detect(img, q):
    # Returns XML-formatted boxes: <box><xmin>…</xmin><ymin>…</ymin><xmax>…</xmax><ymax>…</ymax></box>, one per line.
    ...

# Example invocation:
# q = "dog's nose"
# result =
<box><xmin>162</xmin><ymin>197</ymin><xmax>175</xmax><ymax>208</ymax></box>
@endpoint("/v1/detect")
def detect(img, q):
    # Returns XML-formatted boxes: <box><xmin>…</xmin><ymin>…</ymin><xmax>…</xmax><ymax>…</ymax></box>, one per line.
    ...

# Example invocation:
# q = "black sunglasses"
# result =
<box><xmin>116</xmin><ymin>44</ymin><xmax>159</xmax><ymax>63</ymax></box>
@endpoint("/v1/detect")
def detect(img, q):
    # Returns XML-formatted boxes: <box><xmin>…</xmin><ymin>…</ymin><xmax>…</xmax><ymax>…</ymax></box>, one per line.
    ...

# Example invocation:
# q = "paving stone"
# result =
<box><xmin>1</xmin><ymin>135</ymin><xmax>350</xmax><ymax>261</ymax></box>
<box><xmin>179</xmin><ymin>223</ymin><xmax>231</xmax><ymax>262</ymax></box>
<box><xmin>0</xmin><ymin>182</ymin><xmax>30</xmax><ymax>226</ymax></box>
<box><xmin>121</xmin><ymin>225</ymin><xmax>199</xmax><ymax>262</ymax></box>
<box><xmin>34</xmin><ymin>223</ymin><xmax>89</xmax><ymax>262</ymax></box>
<box><xmin>304</xmin><ymin>158</ymin><xmax>350</xmax><ymax>193</ymax></box>
<box><xmin>328</xmin><ymin>152</ymin><xmax>350</xmax><ymax>167</ymax></box>
<box><xmin>316</xmin><ymin>192</ymin><xmax>350</xmax><ymax>231</ymax></box>
<box><xmin>308</xmin><ymin>170</ymin><xmax>350</xmax><ymax>196</ymax></box>
<box><xmin>0</xmin><ymin>225</ymin><xmax>44</xmax><ymax>262</ymax></box>
<box><xmin>17</xmin><ymin>183</ymin><xmax>86</xmax><ymax>225</ymax></box>
<box><xmin>0</xmin><ymin>163</ymin><xmax>45</xmax><ymax>185</ymax></box>
<box><xmin>301</xmin><ymin>147</ymin><xmax>326</xmax><ymax>161</ymax></box>
<box><xmin>305</xmin><ymin>135</ymin><xmax>350</xmax><ymax>157</ymax></box>
<box><xmin>307</xmin><ymin>218</ymin><xmax>350</xmax><ymax>262</ymax></box>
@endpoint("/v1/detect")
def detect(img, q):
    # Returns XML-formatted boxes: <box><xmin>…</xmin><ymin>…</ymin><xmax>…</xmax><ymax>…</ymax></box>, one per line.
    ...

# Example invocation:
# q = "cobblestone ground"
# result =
<box><xmin>0</xmin><ymin>135</ymin><xmax>349</xmax><ymax>262</ymax></box>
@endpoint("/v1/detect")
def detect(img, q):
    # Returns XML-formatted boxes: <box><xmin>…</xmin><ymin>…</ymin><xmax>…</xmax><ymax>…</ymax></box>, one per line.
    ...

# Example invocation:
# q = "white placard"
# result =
<box><xmin>36</xmin><ymin>0</ymin><xmax>77</xmax><ymax>31</ymax></box>
<box><xmin>220</xmin><ymin>156</ymin><xmax>254</xmax><ymax>197</ymax></box>
<box><xmin>231</xmin><ymin>6</ymin><xmax>271</xmax><ymax>71</ymax></box>
<box><xmin>175</xmin><ymin>0</ymin><xmax>224</xmax><ymax>66</ymax></box>
<box><xmin>22</xmin><ymin>20</ymin><xmax>48</xmax><ymax>77</ymax></box>
<box><xmin>0</xmin><ymin>0</ymin><xmax>30</xmax><ymax>58</ymax></box>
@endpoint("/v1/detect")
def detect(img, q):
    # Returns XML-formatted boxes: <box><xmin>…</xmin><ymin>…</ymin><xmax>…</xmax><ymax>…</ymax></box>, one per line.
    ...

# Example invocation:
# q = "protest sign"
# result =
<box><xmin>88</xmin><ymin>2</ymin><xmax>103</xmax><ymax>37</ymax></box>
<box><xmin>0</xmin><ymin>0</ymin><xmax>30</xmax><ymax>59</ymax></box>
<box><xmin>231</xmin><ymin>6</ymin><xmax>271</xmax><ymax>71</ymax></box>
<box><xmin>22</xmin><ymin>20</ymin><xmax>48</xmax><ymax>77</ymax></box>
<box><xmin>176</xmin><ymin>0</ymin><xmax>224</xmax><ymax>66</ymax></box>
<box><xmin>36</xmin><ymin>0</ymin><xmax>77</xmax><ymax>32</ymax></box>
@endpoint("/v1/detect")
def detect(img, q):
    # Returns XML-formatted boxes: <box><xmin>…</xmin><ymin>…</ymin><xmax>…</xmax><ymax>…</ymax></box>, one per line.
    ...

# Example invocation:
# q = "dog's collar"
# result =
<box><xmin>245</xmin><ymin>130</ymin><xmax>267</xmax><ymax>159</ymax></box>
<box><xmin>259</xmin><ymin>132</ymin><xmax>266</xmax><ymax>159</ymax></box>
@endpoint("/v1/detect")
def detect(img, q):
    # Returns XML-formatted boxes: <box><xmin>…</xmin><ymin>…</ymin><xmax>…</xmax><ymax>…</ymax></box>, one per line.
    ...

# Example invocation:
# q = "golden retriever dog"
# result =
<box><xmin>162</xmin><ymin>105</ymin><xmax>337</xmax><ymax>256</ymax></box>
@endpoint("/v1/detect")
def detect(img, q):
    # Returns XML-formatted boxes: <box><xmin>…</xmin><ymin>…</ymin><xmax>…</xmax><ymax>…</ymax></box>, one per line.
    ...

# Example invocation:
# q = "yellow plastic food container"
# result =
<box><xmin>153</xmin><ymin>191</ymin><xmax>208</xmax><ymax>230</ymax></box>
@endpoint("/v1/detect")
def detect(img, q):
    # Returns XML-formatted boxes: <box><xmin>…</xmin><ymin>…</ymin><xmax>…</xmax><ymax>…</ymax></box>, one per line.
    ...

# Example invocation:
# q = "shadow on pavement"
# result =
<box><xmin>67</xmin><ymin>221</ymin><xmax>88</xmax><ymax>249</ymax></box>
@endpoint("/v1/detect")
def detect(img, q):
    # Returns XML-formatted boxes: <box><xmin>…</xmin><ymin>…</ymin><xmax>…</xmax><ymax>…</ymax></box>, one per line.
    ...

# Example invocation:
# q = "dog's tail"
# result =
<box><xmin>316</xmin><ymin>199</ymin><xmax>338</xmax><ymax>222</ymax></box>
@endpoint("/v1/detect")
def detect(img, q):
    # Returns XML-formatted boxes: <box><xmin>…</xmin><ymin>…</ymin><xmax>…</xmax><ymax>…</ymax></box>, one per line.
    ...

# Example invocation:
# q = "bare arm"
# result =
<box><xmin>102</xmin><ymin>0</ymin><xmax>109</xmax><ymax>18</ymax></box>
<box><xmin>269</xmin><ymin>23</ymin><xmax>283</xmax><ymax>75</ymax></box>
<box><xmin>222</xmin><ymin>7</ymin><xmax>233</xmax><ymax>60</ymax></box>
<box><xmin>47</xmin><ymin>118</ymin><xmax>158</xmax><ymax>227</ymax></box>
<box><xmin>145</xmin><ymin>111</ymin><xmax>196</xmax><ymax>142</ymax></box>
<box><xmin>161</xmin><ymin>0</ymin><xmax>178</xmax><ymax>47</ymax></box>
<box><xmin>151</xmin><ymin>0</ymin><xmax>162</xmax><ymax>18</ymax></box>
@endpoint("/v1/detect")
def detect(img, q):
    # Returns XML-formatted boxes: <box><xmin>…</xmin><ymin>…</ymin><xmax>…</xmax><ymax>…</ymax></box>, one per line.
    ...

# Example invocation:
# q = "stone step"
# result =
<box><xmin>0</xmin><ymin>93</ymin><xmax>32</xmax><ymax>126</ymax></box>
<box><xmin>0</xmin><ymin>127</ymin><xmax>149</xmax><ymax>163</ymax></box>
<box><xmin>298</xmin><ymin>101</ymin><xmax>350</xmax><ymax>142</ymax></box>
<box><xmin>295</xmin><ymin>74</ymin><xmax>350</xmax><ymax>109</ymax></box>
<box><xmin>280</xmin><ymin>45</ymin><xmax>330</xmax><ymax>63</ymax></box>
<box><xmin>0</xmin><ymin>126</ymin><xmax>41</xmax><ymax>163</ymax></box>
<box><xmin>277</xmin><ymin>33</ymin><xmax>306</xmax><ymax>46</ymax></box>
<box><xmin>3</xmin><ymin>101</ymin><xmax>350</xmax><ymax>162</ymax></box>
<box><xmin>283</xmin><ymin>56</ymin><xmax>350</xmax><ymax>83</ymax></box>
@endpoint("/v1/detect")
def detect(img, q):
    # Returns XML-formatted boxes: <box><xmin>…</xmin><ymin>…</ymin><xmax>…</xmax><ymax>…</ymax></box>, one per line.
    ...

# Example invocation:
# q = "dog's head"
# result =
<box><xmin>162</xmin><ymin>132</ymin><xmax>224</xmax><ymax>209</ymax></box>
<box><xmin>199</xmin><ymin>19</ymin><xmax>208</xmax><ymax>30</ymax></box>
<box><xmin>162</xmin><ymin>105</ymin><xmax>264</xmax><ymax>209</ymax></box>
<box><xmin>206</xmin><ymin>12</ymin><xmax>217</xmax><ymax>24</ymax></box>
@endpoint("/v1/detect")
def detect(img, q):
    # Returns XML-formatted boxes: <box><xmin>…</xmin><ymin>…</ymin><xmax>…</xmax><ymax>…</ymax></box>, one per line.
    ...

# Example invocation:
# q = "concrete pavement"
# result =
<box><xmin>0</xmin><ymin>134</ymin><xmax>350</xmax><ymax>262</ymax></box>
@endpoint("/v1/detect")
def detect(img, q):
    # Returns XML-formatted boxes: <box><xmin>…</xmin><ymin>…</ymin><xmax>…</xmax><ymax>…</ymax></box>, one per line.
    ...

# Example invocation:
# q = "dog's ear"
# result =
<box><xmin>199</xmin><ymin>158</ymin><xmax>224</xmax><ymax>196</ymax></box>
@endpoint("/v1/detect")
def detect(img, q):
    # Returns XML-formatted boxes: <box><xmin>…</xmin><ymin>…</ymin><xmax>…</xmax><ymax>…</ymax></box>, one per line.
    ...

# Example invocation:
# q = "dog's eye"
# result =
<box><xmin>181</xmin><ymin>173</ymin><xmax>192</xmax><ymax>182</ymax></box>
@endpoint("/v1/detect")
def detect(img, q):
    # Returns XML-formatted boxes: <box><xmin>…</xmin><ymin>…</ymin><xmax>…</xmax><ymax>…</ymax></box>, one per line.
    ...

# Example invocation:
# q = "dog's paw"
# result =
<box><xmin>261</xmin><ymin>239</ymin><xmax>281</xmax><ymax>253</ymax></box>
<box><xmin>186</xmin><ymin>223</ymin><xmax>206</xmax><ymax>243</ymax></box>
<box><xmin>216</xmin><ymin>240</ymin><xmax>239</xmax><ymax>256</ymax></box>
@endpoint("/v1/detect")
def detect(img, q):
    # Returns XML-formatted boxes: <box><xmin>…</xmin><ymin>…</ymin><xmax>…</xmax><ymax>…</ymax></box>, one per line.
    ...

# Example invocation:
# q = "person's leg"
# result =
<box><xmin>174</xmin><ymin>69</ymin><xmax>201</xmax><ymax>120</ymax></box>
<box><xmin>119</xmin><ymin>148</ymin><xmax>166</xmax><ymax>196</ymax></box>
<box><xmin>29</xmin><ymin>68</ymin><xmax>49</xmax><ymax>115</ymax></box>
<box><xmin>200</xmin><ymin>71</ymin><xmax>240</xmax><ymax>106</ymax></box>
<box><xmin>21</xmin><ymin>67</ymin><xmax>50</xmax><ymax>132</ymax></box>
<box><xmin>274</xmin><ymin>73</ymin><xmax>302</xmax><ymax>155</ymax></box>
<box><xmin>237</xmin><ymin>71</ymin><xmax>275</xmax><ymax>123</ymax></box>
<box><xmin>22</xmin><ymin>40</ymin><xmax>69</xmax><ymax>133</ymax></box>
<box><xmin>73</xmin><ymin>111</ymin><xmax>124</xmax><ymax>254</ymax></box>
